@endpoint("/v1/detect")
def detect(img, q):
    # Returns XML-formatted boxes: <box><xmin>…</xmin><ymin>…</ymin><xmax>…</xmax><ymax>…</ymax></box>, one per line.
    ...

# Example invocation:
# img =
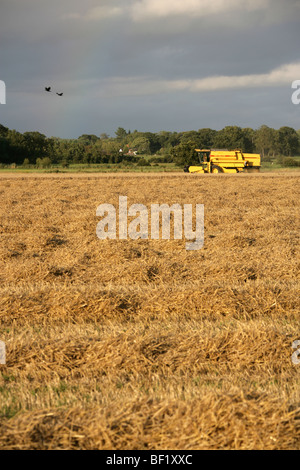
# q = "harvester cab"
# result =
<box><xmin>183</xmin><ymin>149</ymin><xmax>210</xmax><ymax>173</ymax></box>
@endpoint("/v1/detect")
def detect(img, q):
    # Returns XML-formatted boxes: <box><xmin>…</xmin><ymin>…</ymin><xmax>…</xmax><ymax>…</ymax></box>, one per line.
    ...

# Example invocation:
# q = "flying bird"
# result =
<box><xmin>45</xmin><ymin>87</ymin><xmax>51</xmax><ymax>92</ymax></box>
<box><xmin>56</xmin><ymin>92</ymin><xmax>63</xmax><ymax>96</ymax></box>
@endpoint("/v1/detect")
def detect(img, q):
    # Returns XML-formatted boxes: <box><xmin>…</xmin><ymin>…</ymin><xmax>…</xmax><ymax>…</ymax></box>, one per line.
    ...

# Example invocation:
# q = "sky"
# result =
<box><xmin>0</xmin><ymin>0</ymin><xmax>300</xmax><ymax>139</ymax></box>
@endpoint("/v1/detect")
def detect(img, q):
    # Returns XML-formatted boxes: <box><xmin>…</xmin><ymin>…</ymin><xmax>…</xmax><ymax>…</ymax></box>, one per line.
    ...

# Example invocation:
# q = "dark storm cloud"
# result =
<box><xmin>0</xmin><ymin>0</ymin><xmax>299</xmax><ymax>138</ymax></box>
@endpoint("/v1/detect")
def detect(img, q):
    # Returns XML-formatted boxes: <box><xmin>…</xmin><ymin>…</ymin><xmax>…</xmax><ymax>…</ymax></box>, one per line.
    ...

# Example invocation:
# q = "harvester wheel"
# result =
<box><xmin>211</xmin><ymin>165</ymin><xmax>223</xmax><ymax>174</ymax></box>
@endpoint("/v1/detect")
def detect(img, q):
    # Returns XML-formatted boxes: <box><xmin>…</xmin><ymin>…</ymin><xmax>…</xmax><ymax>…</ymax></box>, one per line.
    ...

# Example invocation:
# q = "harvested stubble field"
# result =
<box><xmin>0</xmin><ymin>171</ymin><xmax>299</xmax><ymax>450</ymax></box>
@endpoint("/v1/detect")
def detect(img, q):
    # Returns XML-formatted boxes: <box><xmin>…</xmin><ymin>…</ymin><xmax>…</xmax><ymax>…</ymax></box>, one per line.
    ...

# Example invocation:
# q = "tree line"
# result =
<box><xmin>0</xmin><ymin>123</ymin><xmax>299</xmax><ymax>167</ymax></box>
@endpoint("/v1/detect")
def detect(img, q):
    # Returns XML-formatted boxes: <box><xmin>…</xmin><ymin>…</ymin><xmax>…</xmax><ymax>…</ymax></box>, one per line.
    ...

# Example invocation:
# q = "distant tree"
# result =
<box><xmin>282</xmin><ymin>157</ymin><xmax>300</xmax><ymax>167</ymax></box>
<box><xmin>179</xmin><ymin>131</ymin><xmax>202</xmax><ymax>147</ymax></box>
<box><xmin>137</xmin><ymin>157</ymin><xmax>151</xmax><ymax>166</ymax></box>
<box><xmin>0</xmin><ymin>124</ymin><xmax>9</xmax><ymax>137</ymax></box>
<box><xmin>171</xmin><ymin>141</ymin><xmax>200</xmax><ymax>167</ymax></box>
<box><xmin>197</xmin><ymin>128</ymin><xmax>217</xmax><ymax>148</ymax></box>
<box><xmin>101</xmin><ymin>139</ymin><xmax>120</xmax><ymax>157</ymax></box>
<box><xmin>276</xmin><ymin>126</ymin><xmax>299</xmax><ymax>156</ymax></box>
<box><xmin>158</xmin><ymin>131</ymin><xmax>180</xmax><ymax>146</ymax></box>
<box><xmin>241</xmin><ymin>127</ymin><xmax>255</xmax><ymax>152</ymax></box>
<box><xmin>0</xmin><ymin>136</ymin><xmax>10</xmax><ymax>164</ymax></box>
<box><xmin>61</xmin><ymin>159</ymin><xmax>69</xmax><ymax>168</ymax></box>
<box><xmin>100</xmin><ymin>133</ymin><xmax>109</xmax><ymax>140</ymax></box>
<box><xmin>41</xmin><ymin>157</ymin><xmax>51</xmax><ymax>168</ymax></box>
<box><xmin>6</xmin><ymin>129</ymin><xmax>25</xmax><ymax>164</ymax></box>
<box><xmin>36</xmin><ymin>157</ymin><xmax>51</xmax><ymax>168</ymax></box>
<box><xmin>212</xmin><ymin>126</ymin><xmax>247</xmax><ymax>150</ymax></box>
<box><xmin>254</xmin><ymin>125</ymin><xmax>278</xmax><ymax>158</ymax></box>
<box><xmin>22</xmin><ymin>131</ymin><xmax>51</xmax><ymax>163</ymax></box>
<box><xmin>142</xmin><ymin>132</ymin><xmax>161</xmax><ymax>154</ymax></box>
<box><xmin>77</xmin><ymin>134</ymin><xmax>99</xmax><ymax>145</ymax></box>
<box><xmin>130</xmin><ymin>136</ymin><xmax>151</xmax><ymax>154</ymax></box>
<box><xmin>115</xmin><ymin>127</ymin><xmax>128</xmax><ymax>140</ymax></box>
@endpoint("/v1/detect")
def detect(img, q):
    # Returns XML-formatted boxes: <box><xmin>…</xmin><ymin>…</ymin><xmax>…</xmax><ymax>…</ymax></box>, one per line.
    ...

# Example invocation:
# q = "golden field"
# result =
<box><xmin>0</xmin><ymin>171</ymin><xmax>299</xmax><ymax>450</ymax></box>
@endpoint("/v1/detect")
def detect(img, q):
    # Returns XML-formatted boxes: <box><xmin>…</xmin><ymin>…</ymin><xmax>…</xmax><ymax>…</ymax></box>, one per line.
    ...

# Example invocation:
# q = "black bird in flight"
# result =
<box><xmin>56</xmin><ymin>92</ymin><xmax>63</xmax><ymax>96</ymax></box>
<box><xmin>45</xmin><ymin>86</ymin><xmax>51</xmax><ymax>92</ymax></box>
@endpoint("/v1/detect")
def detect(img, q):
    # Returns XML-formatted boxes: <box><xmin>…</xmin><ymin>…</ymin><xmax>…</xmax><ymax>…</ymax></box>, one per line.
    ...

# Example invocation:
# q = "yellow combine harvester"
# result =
<box><xmin>184</xmin><ymin>149</ymin><xmax>261</xmax><ymax>174</ymax></box>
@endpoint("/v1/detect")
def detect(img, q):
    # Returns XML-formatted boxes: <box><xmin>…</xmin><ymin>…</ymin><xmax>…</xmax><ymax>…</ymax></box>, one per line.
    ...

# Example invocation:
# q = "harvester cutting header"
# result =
<box><xmin>184</xmin><ymin>149</ymin><xmax>261</xmax><ymax>174</ymax></box>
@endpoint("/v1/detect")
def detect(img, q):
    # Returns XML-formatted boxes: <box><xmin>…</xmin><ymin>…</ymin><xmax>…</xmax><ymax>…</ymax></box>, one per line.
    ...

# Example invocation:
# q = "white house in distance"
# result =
<box><xmin>119</xmin><ymin>146</ymin><xmax>138</xmax><ymax>156</ymax></box>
